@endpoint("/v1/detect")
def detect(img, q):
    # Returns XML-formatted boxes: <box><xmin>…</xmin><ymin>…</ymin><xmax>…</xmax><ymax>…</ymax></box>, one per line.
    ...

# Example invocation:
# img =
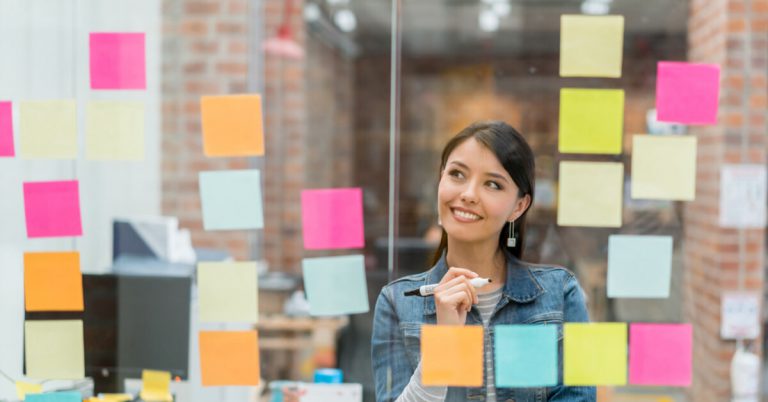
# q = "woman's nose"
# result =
<box><xmin>460</xmin><ymin>184</ymin><xmax>479</xmax><ymax>203</ymax></box>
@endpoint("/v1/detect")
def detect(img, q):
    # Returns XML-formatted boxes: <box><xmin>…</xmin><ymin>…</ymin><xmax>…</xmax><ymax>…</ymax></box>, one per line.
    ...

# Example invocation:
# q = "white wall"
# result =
<box><xmin>0</xmin><ymin>0</ymin><xmax>161</xmax><ymax>398</ymax></box>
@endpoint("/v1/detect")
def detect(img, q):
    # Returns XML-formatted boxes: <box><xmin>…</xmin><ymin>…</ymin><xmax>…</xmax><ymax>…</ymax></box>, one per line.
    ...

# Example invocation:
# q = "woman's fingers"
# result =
<box><xmin>439</xmin><ymin>267</ymin><xmax>478</xmax><ymax>285</ymax></box>
<box><xmin>435</xmin><ymin>279</ymin><xmax>477</xmax><ymax>311</ymax></box>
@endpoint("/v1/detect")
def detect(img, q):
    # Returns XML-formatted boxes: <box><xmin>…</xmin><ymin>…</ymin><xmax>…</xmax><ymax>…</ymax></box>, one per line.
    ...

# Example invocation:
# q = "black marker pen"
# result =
<box><xmin>404</xmin><ymin>278</ymin><xmax>492</xmax><ymax>297</ymax></box>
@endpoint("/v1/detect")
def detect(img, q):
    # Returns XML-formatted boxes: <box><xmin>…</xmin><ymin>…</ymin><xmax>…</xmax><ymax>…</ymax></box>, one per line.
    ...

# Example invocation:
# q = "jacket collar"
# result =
<box><xmin>423</xmin><ymin>249</ymin><xmax>544</xmax><ymax>316</ymax></box>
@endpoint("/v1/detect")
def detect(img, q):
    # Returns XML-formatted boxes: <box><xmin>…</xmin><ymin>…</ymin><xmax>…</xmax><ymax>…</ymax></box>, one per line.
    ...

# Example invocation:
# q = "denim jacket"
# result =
<box><xmin>371</xmin><ymin>251</ymin><xmax>596</xmax><ymax>402</ymax></box>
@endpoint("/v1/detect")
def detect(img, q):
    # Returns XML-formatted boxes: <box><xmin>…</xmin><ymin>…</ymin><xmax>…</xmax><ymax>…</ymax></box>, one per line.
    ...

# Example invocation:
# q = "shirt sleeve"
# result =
<box><xmin>548</xmin><ymin>273</ymin><xmax>597</xmax><ymax>402</ymax></box>
<box><xmin>395</xmin><ymin>361</ymin><xmax>448</xmax><ymax>402</ymax></box>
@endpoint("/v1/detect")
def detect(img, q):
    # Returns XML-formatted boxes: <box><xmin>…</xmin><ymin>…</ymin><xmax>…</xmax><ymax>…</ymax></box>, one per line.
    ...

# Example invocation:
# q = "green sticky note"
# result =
<box><xmin>495</xmin><ymin>325</ymin><xmax>558</xmax><ymax>387</ymax></box>
<box><xmin>560</xmin><ymin>15</ymin><xmax>625</xmax><ymax>78</ymax></box>
<box><xmin>197</xmin><ymin>261</ymin><xmax>259</xmax><ymax>323</ymax></box>
<box><xmin>199</xmin><ymin>170</ymin><xmax>264</xmax><ymax>230</ymax></box>
<box><xmin>559</xmin><ymin>88</ymin><xmax>624</xmax><ymax>154</ymax></box>
<box><xmin>607</xmin><ymin>235</ymin><xmax>673</xmax><ymax>298</ymax></box>
<box><xmin>20</xmin><ymin>100</ymin><xmax>77</xmax><ymax>159</ymax></box>
<box><xmin>25</xmin><ymin>320</ymin><xmax>84</xmax><ymax>379</ymax></box>
<box><xmin>557</xmin><ymin>161</ymin><xmax>624</xmax><ymax>228</ymax></box>
<box><xmin>302</xmin><ymin>255</ymin><xmax>369</xmax><ymax>316</ymax></box>
<box><xmin>86</xmin><ymin>100</ymin><xmax>145</xmax><ymax>160</ymax></box>
<box><xmin>631</xmin><ymin>135</ymin><xmax>697</xmax><ymax>201</ymax></box>
<box><xmin>564</xmin><ymin>323</ymin><xmax>627</xmax><ymax>386</ymax></box>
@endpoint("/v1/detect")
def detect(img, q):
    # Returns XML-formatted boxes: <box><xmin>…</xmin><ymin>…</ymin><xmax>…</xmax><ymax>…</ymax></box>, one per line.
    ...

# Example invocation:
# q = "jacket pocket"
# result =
<box><xmin>400</xmin><ymin>322</ymin><xmax>422</xmax><ymax>369</ymax></box>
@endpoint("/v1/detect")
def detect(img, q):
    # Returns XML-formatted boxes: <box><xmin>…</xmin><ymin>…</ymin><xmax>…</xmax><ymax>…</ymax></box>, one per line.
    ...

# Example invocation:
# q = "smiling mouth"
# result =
<box><xmin>451</xmin><ymin>208</ymin><xmax>482</xmax><ymax>221</ymax></box>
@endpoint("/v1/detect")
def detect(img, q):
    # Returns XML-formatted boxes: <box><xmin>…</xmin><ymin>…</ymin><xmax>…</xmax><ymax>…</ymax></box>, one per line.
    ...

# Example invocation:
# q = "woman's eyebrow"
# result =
<box><xmin>448</xmin><ymin>161</ymin><xmax>510</xmax><ymax>183</ymax></box>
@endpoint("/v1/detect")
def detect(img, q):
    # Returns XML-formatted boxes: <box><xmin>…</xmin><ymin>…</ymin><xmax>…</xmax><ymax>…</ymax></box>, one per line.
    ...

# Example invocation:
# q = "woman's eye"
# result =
<box><xmin>448</xmin><ymin>169</ymin><xmax>464</xmax><ymax>179</ymax></box>
<box><xmin>487</xmin><ymin>181</ymin><xmax>502</xmax><ymax>190</ymax></box>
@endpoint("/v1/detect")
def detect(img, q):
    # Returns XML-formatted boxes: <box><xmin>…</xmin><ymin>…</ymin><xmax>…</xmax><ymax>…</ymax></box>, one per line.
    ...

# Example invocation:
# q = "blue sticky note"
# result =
<box><xmin>607</xmin><ymin>235</ymin><xmax>673</xmax><ymax>298</ymax></box>
<box><xmin>26</xmin><ymin>392</ymin><xmax>81</xmax><ymax>402</ymax></box>
<box><xmin>495</xmin><ymin>325</ymin><xmax>558</xmax><ymax>387</ymax></box>
<box><xmin>199</xmin><ymin>170</ymin><xmax>264</xmax><ymax>230</ymax></box>
<box><xmin>302</xmin><ymin>255</ymin><xmax>369</xmax><ymax>316</ymax></box>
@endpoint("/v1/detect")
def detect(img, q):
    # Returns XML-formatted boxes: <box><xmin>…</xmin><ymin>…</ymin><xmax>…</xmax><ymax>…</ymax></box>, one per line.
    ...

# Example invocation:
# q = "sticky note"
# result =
<box><xmin>631</xmin><ymin>135</ymin><xmax>697</xmax><ymax>200</ymax></box>
<box><xmin>629</xmin><ymin>323</ymin><xmax>692</xmax><ymax>386</ymax></box>
<box><xmin>720</xmin><ymin>165</ymin><xmax>768</xmax><ymax>228</ymax></box>
<box><xmin>201</xmin><ymin>95</ymin><xmax>264</xmax><ymax>157</ymax></box>
<box><xmin>421</xmin><ymin>325</ymin><xmax>483</xmax><ymax>387</ymax></box>
<box><xmin>559</xmin><ymin>88</ymin><xmax>624</xmax><ymax>154</ymax></box>
<box><xmin>557</xmin><ymin>161</ymin><xmax>623</xmax><ymax>227</ymax></box>
<box><xmin>0</xmin><ymin>101</ymin><xmax>14</xmax><ymax>157</ymax></box>
<box><xmin>23</xmin><ymin>181</ymin><xmax>83</xmax><ymax>238</ymax></box>
<box><xmin>607</xmin><ymin>235</ymin><xmax>673</xmax><ymax>298</ymax></box>
<box><xmin>19</xmin><ymin>100</ymin><xmax>77</xmax><ymax>159</ymax></box>
<box><xmin>199</xmin><ymin>330</ymin><xmax>261</xmax><ymax>386</ymax></box>
<box><xmin>15</xmin><ymin>381</ymin><xmax>42</xmax><ymax>400</ymax></box>
<box><xmin>301</xmin><ymin>188</ymin><xmax>364</xmax><ymax>250</ymax></box>
<box><xmin>90</xmin><ymin>32</ymin><xmax>146</xmax><ymax>90</ymax></box>
<box><xmin>494</xmin><ymin>325</ymin><xmax>558</xmax><ymax>387</ymax></box>
<box><xmin>86</xmin><ymin>100</ymin><xmax>145</xmax><ymax>160</ymax></box>
<box><xmin>92</xmin><ymin>395</ymin><xmax>132</xmax><ymax>402</ymax></box>
<box><xmin>199</xmin><ymin>170</ymin><xmax>264</xmax><ymax>230</ymax></box>
<box><xmin>197</xmin><ymin>261</ymin><xmax>259</xmax><ymax>323</ymax></box>
<box><xmin>564</xmin><ymin>323</ymin><xmax>627</xmax><ymax>386</ymax></box>
<box><xmin>26</xmin><ymin>392</ymin><xmax>81</xmax><ymax>402</ymax></box>
<box><xmin>560</xmin><ymin>15</ymin><xmax>624</xmax><ymax>78</ymax></box>
<box><xmin>140</xmin><ymin>370</ymin><xmax>172</xmax><ymax>402</ymax></box>
<box><xmin>25</xmin><ymin>252</ymin><xmax>84</xmax><ymax>312</ymax></box>
<box><xmin>25</xmin><ymin>320</ymin><xmax>84</xmax><ymax>379</ymax></box>
<box><xmin>656</xmin><ymin>61</ymin><xmax>720</xmax><ymax>125</ymax></box>
<box><xmin>302</xmin><ymin>255</ymin><xmax>369</xmax><ymax>316</ymax></box>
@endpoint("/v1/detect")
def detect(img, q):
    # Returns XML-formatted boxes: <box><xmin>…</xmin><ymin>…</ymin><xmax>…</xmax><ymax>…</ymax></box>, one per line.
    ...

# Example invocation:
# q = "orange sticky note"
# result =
<box><xmin>199</xmin><ymin>330</ymin><xmax>261</xmax><ymax>386</ymax></box>
<box><xmin>24</xmin><ymin>252</ymin><xmax>83</xmax><ymax>312</ymax></box>
<box><xmin>200</xmin><ymin>95</ymin><xmax>264</xmax><ymax>157</ymax></box>
<box><xmin>421</xmin><ymin>325</ymin><xmax>483</xmax><ymax>387</ymax></box>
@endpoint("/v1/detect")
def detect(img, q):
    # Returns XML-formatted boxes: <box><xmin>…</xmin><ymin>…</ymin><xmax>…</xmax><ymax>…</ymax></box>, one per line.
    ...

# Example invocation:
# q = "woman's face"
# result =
<box><xmin>437</xmin><ymin>138</ymin><xmax>529</xmax><ymax>246</ymax></box>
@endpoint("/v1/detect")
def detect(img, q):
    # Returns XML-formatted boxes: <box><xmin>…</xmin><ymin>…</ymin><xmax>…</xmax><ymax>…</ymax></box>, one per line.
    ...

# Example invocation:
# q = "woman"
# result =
<box><xmin>372</xmin><ymin>121</ymin><xmax>595</xmax><ymax>402</ymax></box>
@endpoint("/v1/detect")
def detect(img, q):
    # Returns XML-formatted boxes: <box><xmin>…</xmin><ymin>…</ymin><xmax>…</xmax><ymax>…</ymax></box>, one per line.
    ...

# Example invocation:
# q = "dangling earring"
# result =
<box><xmin>507</xmin><ymin>220</ymin><xmax>516</xmax><ymax>248</ymax></box>
<box><xmin>437</xmin><ymin>215</ymin><xmax>442</xmax><ymax>226</ymax></box>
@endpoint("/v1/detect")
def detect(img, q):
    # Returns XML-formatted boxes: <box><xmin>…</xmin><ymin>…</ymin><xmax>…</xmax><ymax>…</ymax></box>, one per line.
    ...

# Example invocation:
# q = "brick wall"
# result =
<box><xmin>162</xmin><ymin>0</ymin><xmax>356</xmax><ymax>271</ymax></box>
<box><xmin>684</xmin><ymin>0</ymin><xmax>768</xmax><ymax>400</ymax></box>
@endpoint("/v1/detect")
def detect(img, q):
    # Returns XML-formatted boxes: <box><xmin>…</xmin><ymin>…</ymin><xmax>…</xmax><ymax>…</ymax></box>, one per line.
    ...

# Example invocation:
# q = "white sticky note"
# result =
<box><xmin>719</xmin><ymin>164</ymin><xmax>767</xmax><ymax>228</ymax></box>
<box><xmin>607</xmin><ymin>235</ymin><xmax>673</xmax><ymax>298</ymax></box>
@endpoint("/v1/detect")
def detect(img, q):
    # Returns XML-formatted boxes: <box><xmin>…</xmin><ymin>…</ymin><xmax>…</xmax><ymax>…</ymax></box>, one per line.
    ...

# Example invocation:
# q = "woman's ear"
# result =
<box><xmin>508</xmin><ymin>194</ymin><xmax>532</xmax><ymax>221</ymax></box>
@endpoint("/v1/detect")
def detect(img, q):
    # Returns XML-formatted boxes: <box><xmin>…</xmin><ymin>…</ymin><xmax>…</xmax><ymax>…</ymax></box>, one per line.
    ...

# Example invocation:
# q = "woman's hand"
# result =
<box><xmin>434</xmin><ymin>267</ymin><xmax>479</xmax><ymax>326</ymax></box>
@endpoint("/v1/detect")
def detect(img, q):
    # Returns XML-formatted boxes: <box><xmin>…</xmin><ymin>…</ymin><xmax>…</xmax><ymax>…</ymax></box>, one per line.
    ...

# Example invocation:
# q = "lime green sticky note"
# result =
<box><xmin>631</xmin><ymin>135</ymin><xmax>697</xmax><ymax>201</ymax></box>
<box><xmin>25</xmin><ymin>320</ymin><xmax>84</xmax><ymax>379</ymax></box>
<box><xmin>557</xmin><ymin>161</ymin><xmax>623</xmax><ymax>228</ymax></box>
<box><xmin>197</xmin><ymin>261</ymin><xmax>259</xmax><ymax>323</ymax></box>
<box><xmin>86</xmin><ymin>100</ymin><xmax>145</xmax><ymax>160</ymax></box>
<box><xmin>560</xmin><ymin>15</ymin><xmax>625</xmax><ymax>78</ymax></box>
<box><xmin>559</xmin><ymin>88</ymin><xmax>624</xmax><ymax>154</ymax></box>
<box><xmin>20</xmin><ymin>100</ymin><xmax>77</xmax><ymax>159</ymax></box>
<box><xmin>564</xmin><ymin>323</ymin><xmax>627</xmax><ymax>386</ymax></box>
<box><xmin>15</xmin><ymin>381</ymin><xmax>43</xmax><ymax>400</ymax></box>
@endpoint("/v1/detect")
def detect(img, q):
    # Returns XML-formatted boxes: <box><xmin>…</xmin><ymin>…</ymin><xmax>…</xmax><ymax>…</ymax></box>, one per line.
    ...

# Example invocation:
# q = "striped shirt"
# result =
<box><xmin>396</xmin><ymin>287</ymin><xmax>504</xmax><ymax>402</ymax></box>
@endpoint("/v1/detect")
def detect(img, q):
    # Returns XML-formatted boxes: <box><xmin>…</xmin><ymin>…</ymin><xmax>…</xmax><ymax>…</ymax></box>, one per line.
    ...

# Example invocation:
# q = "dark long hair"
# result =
<box><xmin>432</xmin><ymin>121</ymin><xmax>536</xmax><ymax>264</ymax></box>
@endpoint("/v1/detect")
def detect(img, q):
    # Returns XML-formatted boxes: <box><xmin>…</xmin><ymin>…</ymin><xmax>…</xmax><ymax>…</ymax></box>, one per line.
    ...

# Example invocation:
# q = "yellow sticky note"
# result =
<box><xmin>421</xmin><ymin>325</ymin><xmax>483</xmax><ymax>387</ymax></box>
<box><xmin>24</xmin><ymin>320</ymin><xmax>84</xmax><ymax>379</ymax></box>
<box><xmin>98</xmin><ymin>394</ymin><xmax>132</xmax><ymax>402</ymax></box>
<box><xmin>86</xmin><ymin>100</ymin><xmax>145</xmax><ymax>160</ymax></box>
<box><xmin>201</xmin><ymin>94</ymin><xmax>264</xmax><ymax>157</ymax></box>
<box><xmin>564</xmin><ymin>323</ymin><xmax>627</xmax><ymax>386</ymax></box>
<box><xmin>631</xmin><ymin>135</ymin><xmax>697</xmax><ymax>201</ymax></box>
<box><xmin>15</xmin><ymin>381</ymin><xmax>42</xmax><ymax>400</ymax></box>
<box><xmin>560</xmin><ymin>15</ymin><xmax>625</xmax><ymax>78</ymax></box>
<box><xmin>558</xmin><ymin>161</ymin><xmax>623</xmax><ymax>227</ymax></box>
<box><xmin>140</xmin><ymin>370</ymin><xmax>172</xmax><ymax>402</ymax></box>
<box><xmin>20</xmin><ymin>100</ymin><xmax>77</xmax><ymax>159</ymax></box>
<box><xmin>197</xmin><ymin>262</ymin><xmax>259</xmax><ymax>323</ymax></box>
<box><xmin>559</xmin><ymin>88</ymin><xmax>624</xmax><ymax>154</ymax></box>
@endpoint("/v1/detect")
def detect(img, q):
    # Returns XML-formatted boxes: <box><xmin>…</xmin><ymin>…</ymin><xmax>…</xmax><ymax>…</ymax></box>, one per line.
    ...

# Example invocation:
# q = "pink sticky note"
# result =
<box><xmin>301</xmin><ymin>188</ymin><xmax>365</xmax><ymax>250</ymax></box>
<box><xmin>23</xmin><ymin>181</ymin><xmax>83</xmax><ymax>238</ymax></box>
<box><xmin>0</xmin><ymin>101</ymin><xmax>13</xmax><ymax>157</ymax></box>
<box><xmin>656</xmin><ymin>61</ymin><xmax>720</xmax><ymax>125</ymax></box>
<box><xmin>89</xmin><ymin>32</ymin><xmax>146</xmax><ymax>90</ymax></box>
<box><xmin>629</xmin><ymin>323</ymin><xmax>692</xmax><ymax>386</ymax></box>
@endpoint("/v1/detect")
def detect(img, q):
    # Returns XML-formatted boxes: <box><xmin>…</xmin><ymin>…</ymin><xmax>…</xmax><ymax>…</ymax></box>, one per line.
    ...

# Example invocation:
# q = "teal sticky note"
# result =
<box><xmin>607</xmin><ymin>235</ymin><xmax>673</xmax><ymax>298</ymax></box>
<box><xmin>302</xmin><ymin>255</ymin><xmax>369</xmax><ymax>316</ymax></box>
<box><xmin>199</xmin><ymin>170</ymin><xmax>264</xmax><ymax>230</ymax></box>
<box><xmin>26</xmin><ymin>392</ymin><xmax>81</xmax><ymax>402</ymax></box>
<box><xmin>494</xmin><ymin>325</ymin><xmax>558</xmax><ymax>387</ymax></box>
